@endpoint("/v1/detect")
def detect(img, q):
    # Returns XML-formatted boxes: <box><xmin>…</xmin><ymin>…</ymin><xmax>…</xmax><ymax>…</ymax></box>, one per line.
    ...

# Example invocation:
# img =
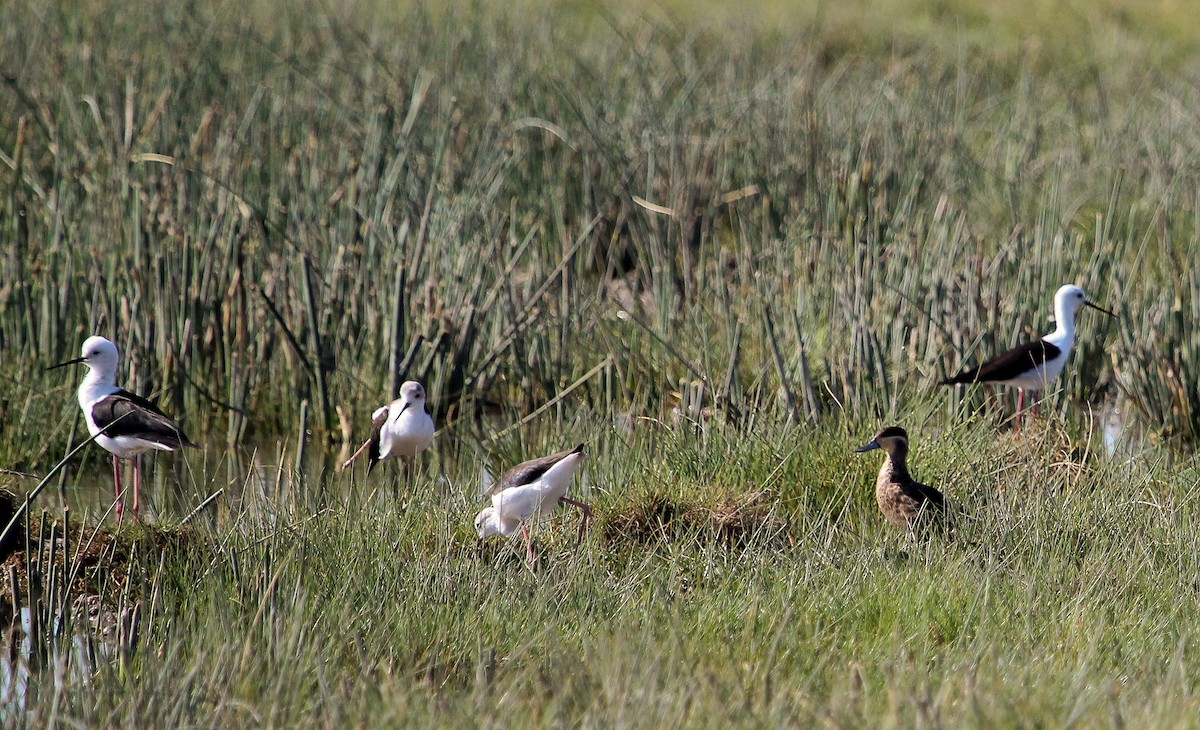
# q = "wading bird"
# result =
<box><xmin>474</xmin><ymin>444</ymin><xmax>589</xmax><ymax>563</ymax></box>
<box><xmin>855</xmin><ymin>426</ymin><xmax>948</xmax><ymax>532</ymax></box>
<box><xmin>49</xmin><ymin>336</ymin><xmax>196</xmax><ymax>520</ymax></box>
<box><xmin>940</xmin><ymin>284</ymin><xmax>1116</xmax><ymax>429</ymax></box>
<box><xmin>341</xmin><ymin>381</ymin><xmax>435</xmax><ymax>487</ymax></box>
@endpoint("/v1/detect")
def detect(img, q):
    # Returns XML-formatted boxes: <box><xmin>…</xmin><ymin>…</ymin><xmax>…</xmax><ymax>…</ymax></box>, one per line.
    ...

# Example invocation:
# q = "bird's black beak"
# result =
<box><xmin>1084</xmin><ymin>300</ymin><xmax>1117</xmax><ymax>318</ymax></box>
<box><xmin>46</xmin><ymin>356</ymin><xmax>86</xmax><ymax>372</ymax></box>
<box><xmin>396</xmin><ymin>401</ymin><xmax>412</xmax><ymax>417</ymax></box>
<box><xmin>855</xmin><ymin>439</ymin><xmax>881</xmax><ymax>453</ymax></box>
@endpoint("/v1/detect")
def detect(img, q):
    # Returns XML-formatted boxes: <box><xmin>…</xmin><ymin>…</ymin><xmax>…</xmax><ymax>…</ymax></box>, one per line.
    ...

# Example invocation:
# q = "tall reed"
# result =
<box><xmin>1</xmin><ymin>0</ymin><xmax>1198</xmax><ymax>463</ymax></box>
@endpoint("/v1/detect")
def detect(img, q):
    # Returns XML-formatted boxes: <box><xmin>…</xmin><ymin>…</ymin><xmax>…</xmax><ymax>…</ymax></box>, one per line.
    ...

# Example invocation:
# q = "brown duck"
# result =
<box><xmin>855</xmin><ymin>426</ymin><xmax>949</xmax><ymax>531</ymax></box>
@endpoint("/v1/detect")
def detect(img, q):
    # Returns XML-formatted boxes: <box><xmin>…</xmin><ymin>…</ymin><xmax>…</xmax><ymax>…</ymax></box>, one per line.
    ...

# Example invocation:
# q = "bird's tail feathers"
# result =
<box><xmin>939</xmin><ymin>368</ymin><xmax>980</xmax><ymax>386</ymax></box>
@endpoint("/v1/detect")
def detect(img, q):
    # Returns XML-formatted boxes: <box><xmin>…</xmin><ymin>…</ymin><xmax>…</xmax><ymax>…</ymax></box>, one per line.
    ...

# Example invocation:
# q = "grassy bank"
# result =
<box><xmin>6</xmin><ymin>417</ymin><xmax>1200</xmax><ymax>726</ymax></box>
<box><xmin>4</xmin><ymin>0</ymin><xmax>1200</xmax><ymax>726</ymax></box>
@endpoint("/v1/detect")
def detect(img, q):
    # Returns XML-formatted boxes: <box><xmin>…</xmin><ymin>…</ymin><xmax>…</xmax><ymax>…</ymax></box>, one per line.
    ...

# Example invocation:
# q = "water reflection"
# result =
<box><xmin>0</xmin><ymin>609</ymin><xmax>33</xmax><ymax>717</ymax></box>
<box><xmin>13</xmin><ymin>440</ymin><xmax>378</xmax><ymax>528</ymax></box>
<box><xmin>1101</xmin><ymin>397</ymin><xmax>1145</xmax><ymax>459</ymax></box>
<box><xmin>1</xmin><ymin>598</ymin><xmax>133</xmax><ymax>724</ymax></box>
<box><xmin>1</xmin><ymin>438</ymin><xmax>430</xmax><ymax>716</ymax></box>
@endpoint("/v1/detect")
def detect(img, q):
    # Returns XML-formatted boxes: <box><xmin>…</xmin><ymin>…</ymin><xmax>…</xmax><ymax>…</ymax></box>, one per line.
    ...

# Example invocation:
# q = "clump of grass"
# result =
<box><xmin>604</xmin><ymin>489</ymin><xmax>788</xmax><ymax>547</ymax></box>
<box><xmin>1114</xmin><ymin>268</ymin><xmax>1200</xmax><ymax>446</ymax></box>
<box><xmin>0</xmin><ymin>491</ymin><xmax>197</xmax><ymax>629</ymax></box>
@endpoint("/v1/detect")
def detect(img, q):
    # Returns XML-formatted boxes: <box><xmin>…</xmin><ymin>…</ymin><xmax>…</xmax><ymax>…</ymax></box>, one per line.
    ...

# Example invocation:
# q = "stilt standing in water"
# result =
<box><xmin>49</xmin><ymin>336</ymin><xmax>197</xmax><ymax>521</ymax></box>
<box><xmin>342</xmin><ymin>381</ymin><xmax>435</xmax><ymax>493</ymax></box>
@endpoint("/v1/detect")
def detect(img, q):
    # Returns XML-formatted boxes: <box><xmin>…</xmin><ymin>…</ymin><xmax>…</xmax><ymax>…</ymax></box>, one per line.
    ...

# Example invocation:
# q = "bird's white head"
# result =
<box><xmin>1054</xmin><ymin>284</ymin><xmax>1088</xmax><ymax>318</ymax></box>
<box><xmin>1052</xmin><ymin>284</ymin><xmax>1116</xmax><ymax>334</ymax></box>
<box><xmin>398</xmin><ymin>381</ymin><xmax>427</xmax><ymax>413</ymax></box>
<box><xmin>474</xmin><ymin>507</ymin><xmax>502</xmax><ymax>538</ymax></box>
<box><xmin>79</xmin><ymin>336</ymin><xmax>119</xmax><ymax>378</ymax></box>
<box><xmin>49</xmin><ymin>335</ymin><xmax>119</xmax><ymax>383</ymax></box>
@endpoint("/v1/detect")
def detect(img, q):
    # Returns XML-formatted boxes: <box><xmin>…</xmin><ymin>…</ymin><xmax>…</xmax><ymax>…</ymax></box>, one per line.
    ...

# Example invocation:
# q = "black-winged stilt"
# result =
<box><xmin>940</xmin><ymin>284</ymin><xmax>1116</xmax><ymax>427</ymax></box>
<box><xmin>474</xmin><ymin>444</ymin><xmax>589</xmax><ymax>563</ymax></box>
<box><xmin>49</xmin><ymin>336</ymin><xmax>197</xmax><ymax>520</ymax></box>
<box><xmin>341</xmin><ymin>381</ymin><xmax>435</xmax><ymax>484</ymax></box>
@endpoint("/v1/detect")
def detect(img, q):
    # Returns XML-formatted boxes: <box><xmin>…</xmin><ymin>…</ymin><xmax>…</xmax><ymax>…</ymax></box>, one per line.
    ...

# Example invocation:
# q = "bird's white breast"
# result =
<box><xmin>78</xmin><ymin>381</ymin><xmax>169</xmax><ymax>457</ymax></box>
<box><xmin>378</xmin><ymin>402</ymin><xmax>435</xmax><ymax>460</ymax></box>
<box><xmin>1002</xmin><ymin>358</ymin><xmax>1063</xmax><ymax>390</ymax></box>
<box><xmin>1003</xmin><ymin>331</ymin><xmax>1072</xmax><ymax>390</ymax></box>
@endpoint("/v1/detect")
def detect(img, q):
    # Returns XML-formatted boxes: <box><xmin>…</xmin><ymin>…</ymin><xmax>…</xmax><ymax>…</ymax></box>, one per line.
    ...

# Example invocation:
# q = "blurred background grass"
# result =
<box><xmin>3</xmin><ymin>0</ymin><xmax>1200</xmax><ymax>458</ymax></box>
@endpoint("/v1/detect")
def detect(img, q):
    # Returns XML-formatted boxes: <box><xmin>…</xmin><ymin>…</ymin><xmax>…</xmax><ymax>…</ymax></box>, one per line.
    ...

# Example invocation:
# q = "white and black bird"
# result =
<box><xmin>341</xmin><ymin>381</ymin><xmax>435</xmax><ymax>481</ymax></box>
<box><xmin>941</xmin><ymin>284</ymin><xmax>1115</xmax><ymax>425</ymax></box>
<box><xmin>474</xmin><ymin>444</ymin><xmax>589</xmax><ymax>563</ymax></box>
<box><xmin>49</xmin><ymin>335</ymin><xmax>197</xmax><ymax>520</ymax></box>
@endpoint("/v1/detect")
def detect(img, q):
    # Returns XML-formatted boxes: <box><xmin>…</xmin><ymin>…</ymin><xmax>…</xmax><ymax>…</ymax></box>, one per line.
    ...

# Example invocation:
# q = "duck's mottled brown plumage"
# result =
<box><xmin>857</xmin><ymin>427</ymin><xmax>949</xmax><ymax>531</ymax></box>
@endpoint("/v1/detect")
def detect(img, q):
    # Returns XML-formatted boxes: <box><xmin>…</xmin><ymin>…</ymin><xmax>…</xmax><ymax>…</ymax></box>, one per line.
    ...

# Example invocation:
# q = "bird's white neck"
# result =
<box><xmin>1045</xmin><ymin>300</ymin><xmax>1077</xmax><ymax>350</ymax></box>
<box><xmin>78</xmin><ymin>367</ymin><xmax>118</xmax><ymax>408</ymax></box>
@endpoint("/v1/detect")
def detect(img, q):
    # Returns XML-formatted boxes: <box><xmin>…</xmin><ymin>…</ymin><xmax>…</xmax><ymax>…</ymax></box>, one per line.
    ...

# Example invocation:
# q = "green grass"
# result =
<box><xmin>11</xmin><ymin>419</ymin><xmax>1200</xmax><ymax>726</ymax></box>
<box><xmin>4</xmin><ymin>0</ymin><xmax>1200</xmax><ymax>725</ymax></box>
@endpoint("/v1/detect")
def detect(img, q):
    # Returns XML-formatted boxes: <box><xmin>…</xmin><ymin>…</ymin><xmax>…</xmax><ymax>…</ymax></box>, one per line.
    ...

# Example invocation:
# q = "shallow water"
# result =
<box><xmin>10</xmin><ymin>438</ymin><xmax>425</xmax><ymax>527</ymax></box>
<box><xmin>1101</xmin><ymin>398</ymin><xmax>1149</xmax><ymax>460</ymax></box>
<box><xmin>0</xmin><ymin>438</ymin><xmax>466</xmax><ymax>714</ymax></box>
<box><xmin>0</xmin><ymin>604</ymin><xmax>125</xmax><ymax>724</ymax></box>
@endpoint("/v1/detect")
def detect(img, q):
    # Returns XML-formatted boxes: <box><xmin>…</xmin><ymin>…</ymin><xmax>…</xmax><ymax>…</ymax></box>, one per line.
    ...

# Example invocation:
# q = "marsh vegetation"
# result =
<box><xmin>2</xmin><ymin>0</ymin><xmax>1200</xmax><ymax>725</ymax></box>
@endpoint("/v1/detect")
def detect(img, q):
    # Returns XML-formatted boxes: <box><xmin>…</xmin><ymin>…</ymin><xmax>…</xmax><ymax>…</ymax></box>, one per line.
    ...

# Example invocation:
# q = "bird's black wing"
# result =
<box><xmin>940</xmin><ymin>340</ymin><xmax>1062</xmax><ymax>385</ymax></box>
<box><xmin>366</xmin><ymin>406</ymin><xmax>390</xmax><ymax>474</ymax></box>
<box><xmin>904</xmin><ymin>480</ymin><xmax>946</xmax><ymax>512</ymax></box>
<box><xmin>93</xmin><ymin>390</ymin><xmax>197</xmax><ymax>448</ymax></box>
<box><xmin>488</xmin><ymin>443</ymin><xmax>585</xmax><ymax>495</ymax></box>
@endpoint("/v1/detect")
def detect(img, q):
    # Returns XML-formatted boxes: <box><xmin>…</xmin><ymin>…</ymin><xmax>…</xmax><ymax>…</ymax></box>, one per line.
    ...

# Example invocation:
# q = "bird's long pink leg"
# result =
<box><xmin>1014</xmin><ymin>389</ymin><xmax>1025</xmax><ymax>434</ymax></box>
<box><xmin>522</xmin><ymin>523</ymin><xmax>534</xmax><ymax>563</ymax></box>
<box><xmin>396</xmin><ymin>457</ymin><xmax>416</xmax><ymax>501</ymax></box>
<box><xmin>113</xmin><ymin>455</ymin><xmax>124</xmax><ymax>522</ymax></box>
<box><xmin>132</xmin><ymin>455</ymin><xmax>141</xmax><ymax>520</ymax></box>
<box><xmin>341</xmin><ymin>439</ymin><xmax>372</xmax><ymax>470</ymax></box>
<box><xmin>561</xmin><ymin>497</ymin><xmax>591</xmax><ymax>548</ymax></box>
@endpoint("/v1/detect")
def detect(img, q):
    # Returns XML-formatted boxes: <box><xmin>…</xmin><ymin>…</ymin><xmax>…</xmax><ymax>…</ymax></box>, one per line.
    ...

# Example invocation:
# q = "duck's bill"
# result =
<box><xmin>1084</xmin><ymin>300</ymin><xmax>1117</xmax><ymax>318</ymax></box>
<box><xmin>854</xmin><ymin>439</ymin><xmax>881</xmax><ymax>453</ymax></box>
